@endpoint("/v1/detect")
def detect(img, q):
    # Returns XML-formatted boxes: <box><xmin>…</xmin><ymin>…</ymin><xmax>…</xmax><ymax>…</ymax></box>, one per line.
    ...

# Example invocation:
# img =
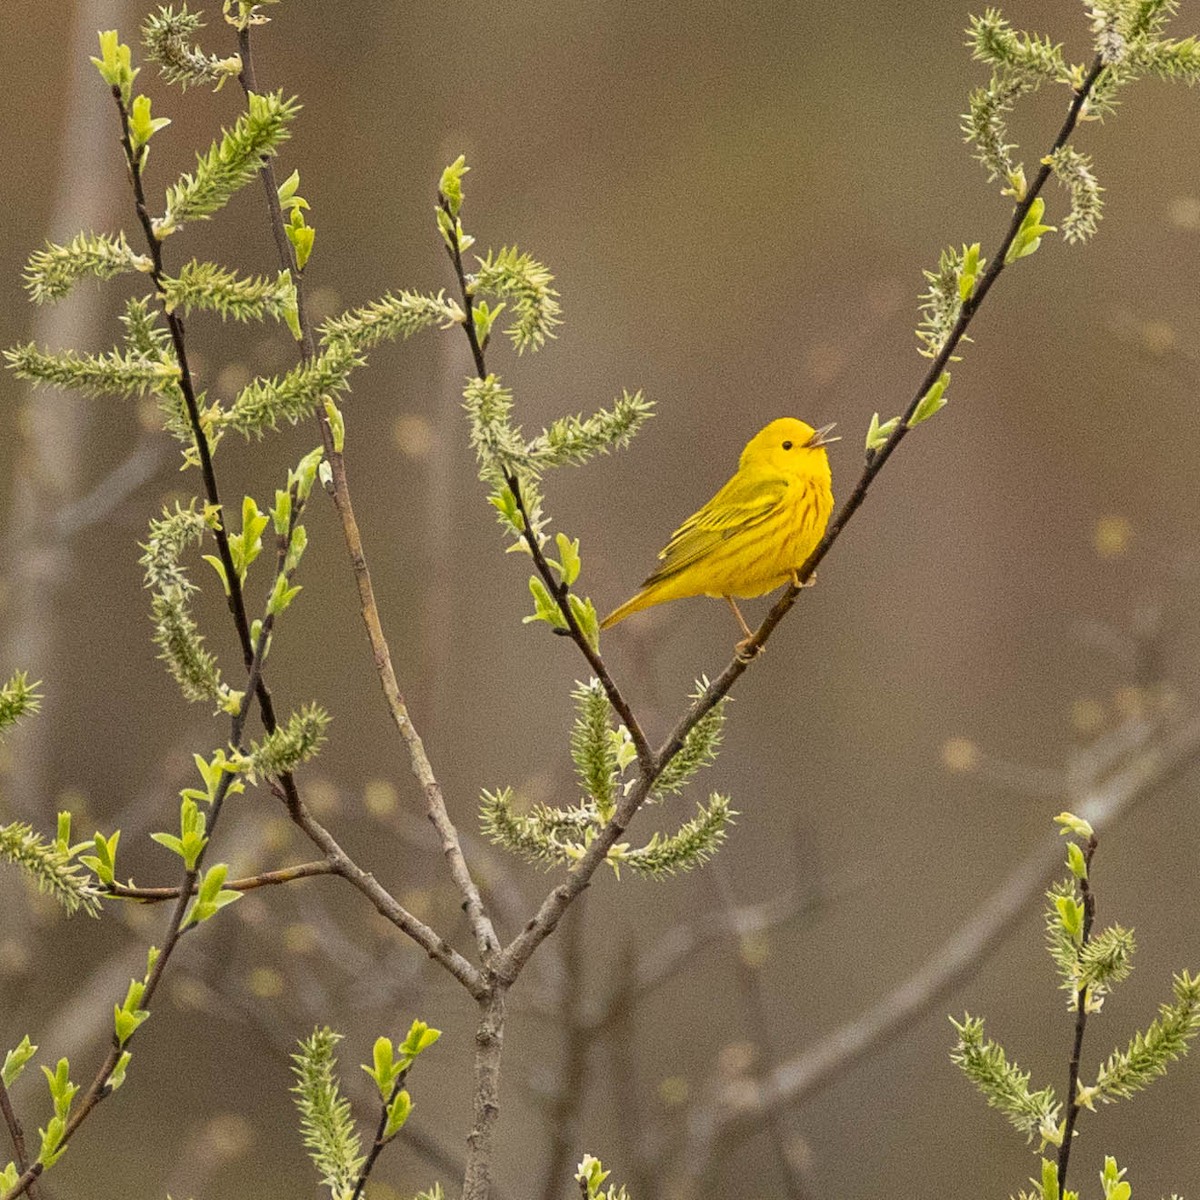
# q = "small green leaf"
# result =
<box><xmin>552</xmin><ymin>533</ymin><xmax>582</xmax><ymax>586</ymax></box>
<box><xmin>525</xmin><ymin>576</ymin><xmax>566</xmax><ymax>629</ymax></box>
<box><xmin>1055</xmin><ymin>811</ymin><xmax>1094</xmax><ymax>839</ymax></box>
<box><xmin>108</xmin><ymin>1050</ymin><xmax>132</xmax><ymax>1091</ymax></box>
<box><xmin>1041</xmin><ymin>1157</ymin><xmax>1060</xmax><ymax>1200</ymax></box>
<box><xmin>383</xmin><ymin>1088</ymin><xmax>412</xmax><ymax>1139</ymax></box>
<box><xmin>1005</xmin><ymin>197</ymin><xmax>1056</xmax><ymax>263</ymax></box>
<box><xmin>439</xmin><ymin>155</ymin><xmax>469</xmax><ymax>217</ymax></box>
<box><xmin>1066</xmin><ymin>840</ymin><xmax>1087</xmax><ymax>880</ymax></box>
<box><xmin>323</xmin><ymin>399</ymin><xmax>345</xmax><ymax>453</ymax></box>
<box><xmin>865</xmin><ymin>412</ymin><xmax>900</xmax><ymax>452</ymax></box>
<box><xmin>907</xmin><ymin>372</ymin><xmax>950</xmax><ymax>428</ymax></box>
<box><xmin>2</xmin><ymin>1037</ymin><xmax>37</xmax><ymax>1088</ymax></box>
<box><xmin>91</xmin><ymin>30</ymin><xmax>138</xmax><ymax>103</ymax></box>
<box><xmin>128</xmin><ymin>94</ymin><xmax>171</xmax><ymax>152</ymax></box>
<box><xmin>399</xmin><ymin>1020</ymin><xmax>442</xmax><ymax>1063</ymax></box>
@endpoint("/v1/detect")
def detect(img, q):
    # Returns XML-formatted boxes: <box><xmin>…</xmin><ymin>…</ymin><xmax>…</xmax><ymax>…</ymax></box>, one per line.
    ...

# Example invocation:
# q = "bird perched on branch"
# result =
<box><xmin>601</xmin><ymin>417</ymin><xmax>837</xmax><ymax>652</ymax></box>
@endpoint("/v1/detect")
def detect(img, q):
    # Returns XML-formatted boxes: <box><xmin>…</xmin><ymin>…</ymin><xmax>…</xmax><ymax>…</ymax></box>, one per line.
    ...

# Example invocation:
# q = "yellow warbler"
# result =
<box><xmin>601</xmin><ymin>417</ymin><xmax>837</xmax><ymax>645</ymax></box>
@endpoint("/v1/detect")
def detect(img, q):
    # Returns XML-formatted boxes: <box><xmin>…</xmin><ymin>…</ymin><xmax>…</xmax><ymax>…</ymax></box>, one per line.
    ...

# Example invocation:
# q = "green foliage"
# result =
<box><xmin>181</xmin><ymin>863</ymin><xmax>242</xmax><ymax>928</ymax></box>
<box><xmin>576</xmin><ymin>1154</ymin><xmax>631</xmax><ymax>1200</ymax></box>
<box><xmin>142</xmin><ymin>4</ymin><xmax>242</xmax><ymax>91</ymax></box>
<box><xmin>79</xmin><ymin>830</ymin><xmax>121</xmax><ymax>888</ymax></box>
<box><xmin>0</xmin><ymin>823</ymin><xmax>100</xmax><ymax>917</ymax></box>
<box><xmin>361</xmin><ymin>1020</ymin><xmax>441</xmax><ymax>1141</ymax></box>
<box><xmin>613</xmin><ymin>794</ymin><xmax>734</xmax><ymax>878</ymax></box>
<box><xmin>22</xmin><ymin>231</ymin><xmax>151</xmax><ymax>304</ymax></box>
<box><xmin>112</xmin><ymin>978</ymin><xmax>151</xmax><ymax>1047</ymax></box>
<box><xmin>320</xmin><ymin>289</ymin><xmax>462</xmax><ymax>352</ymax></box>
<box><xmin>907</xmin><ymin>372</ymin><xmax>951</xmax><ymax>427</ymax></box>
<box><xmin>1088</xmin><ymin>972</ymin><xmax>1200</xmax><ymax>1106</ymax></box>
<box><xmin>0</xmin><ymin>671</ymin><xmax>41</xmax><ymax>733</ymax></box>
<box><xmin>1045</xmin><ymin>146</ymin><xmax>1105</xmax><ymax>244</ymax></box>
<box><xmin>1005</xmin><ymin>197</ymin><xmax>1056</xmax><ymax>263</ymax></box>
<box><xmin>150</xmin><ymin>797</ymin><xmax>209</xmax><ymax>869</ymax></box>
<box><xmin>864</xmin><ymin>412</ymin><xmax>901</xmax><ymax>452</ymax></box>
<box><xmin>950</xmin><ymin>1014</ymin><xmax>1062</xmax><ymax>1145</ymax></box>
<box><xmin>181</xmin><ymin>749</ymin><xmax>246</xmax><ymax>808</ymax></box>
<box><xmin>482</xmin><ymin>680</ymin><xmax>731</xmax><ymax>876</ymax></box>
<box><xmin>954</xmin><ymin>812</ymin><xmax>1200</xmax><ymax>1196</ymax></box>
<box><xmin>224</xmin><ymin>340</ymin><xmax>362</xmax><ymax>436</ymax></box>
<box><xmin>2</xmin><ymin>1036</ymin><xmax>37</xmax><ymax>1089</ymax></box>
<box><xmin>527</xmin><ymin>391</ymin><xmax>654</xmax><ymax>469</ymax></box>
<box><xmin>649</xmin><ymin>683</ymin><xmax>725</xmax><ymax>800</ymax></box>
<box><xmin>157</xmin><ymin>91</ymin><xmax>300</xmax><ymax>237</ymax></box>
<box><xmin>4</xmin><ymin>341</ymin><xmax>180</xmax><ymax>400</ymax></box>
<box><xmin>91</xmin><ymin>30</ymin><xmax>137</xmax><ymax>105</ymax></box>
<box><xmin>569</xmin><ymin>679</ymin><xmax>620</xmax><ymax>818</ymax></box>
<box><xmin>141</xmin><ymin>504</ymin><xmax>236</xmax><ymax>706</ymax></box>
<box><xmin>243</xmin><ymin>704</ymin><xmax>330</xmax><ymax>781</ymax></box>
<box><xmin>292</xmin><ymin>1028</ymin><xmax>365</xmax><ymax>1200</ymax></box>
<box><xmin>471</xmin><ymin>246</ymin><xmax>562</xmax><ymax>353</ymax></box>
<box><xmin>37</xmin><ymin>1059</ymin><xmax>77</xmax><ymax>1167</ymax></box>
<box><xmin>278</xmin><ymin>169</ymin><xmax>316</xmax><ymax>272</ymax></box>
<box><xmin>159</xmin><ymin>261</ymin><xmax>296</xmax><ymax>323</ymax></box>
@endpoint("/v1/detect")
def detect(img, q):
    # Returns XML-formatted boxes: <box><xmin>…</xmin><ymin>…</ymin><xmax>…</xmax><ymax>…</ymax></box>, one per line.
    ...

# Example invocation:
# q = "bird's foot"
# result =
<box><xmin>790</xmin><ymin>569</ymin><xmax>817</xmax><ymax>589</ymax></box>
<box><xmin>735</xmin><ymin>635</ymin><xmax>763</xmax><ymax>663</ymax></box>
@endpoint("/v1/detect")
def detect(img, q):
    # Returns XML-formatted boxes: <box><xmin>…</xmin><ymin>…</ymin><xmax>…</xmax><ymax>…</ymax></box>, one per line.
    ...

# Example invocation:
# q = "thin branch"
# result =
<box><xmin>711</xmin><ymin>863</ymin><xmax>812</xmax><ymax>1200</ymax></box>
<box><xmin>105</xmin><ymin>859</ymin><xmax>334</xmax><ymax>901</ymax></box>
<box><xmin>536</xmin><ymin>904</ymin><xmax>590</xmax><ymax>1200</ymax></box>
<box><xmin>349</xmin><ymin>1070</ymin><xmax>412</xmax><ymax>1200</ymax></box>
<box><xmin>0</xmin><ymin>1080</ymin><xmax>33</xmax><ymax>1191</ymax></box>
<box><xmin>1056</xmin><ymin>833</ymin><xmax>1098</xmax><ymax>1192</ymax></box>
<box><xmin>281</xmin><ymin>789</ymin><xmax>486</xmax><ymax>999</ymax></box>
<box><xmin>236</xmin><ymin>25</ymin><xmax>499</xmax><ymax>968</ymax></box>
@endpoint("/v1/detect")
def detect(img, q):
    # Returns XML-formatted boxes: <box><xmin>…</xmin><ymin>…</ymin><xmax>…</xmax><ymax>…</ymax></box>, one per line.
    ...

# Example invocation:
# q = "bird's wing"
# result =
<box><xmin>644</xmin><ymin>471</ymin><xmax>789</xmax><ymax>584</ymax></box>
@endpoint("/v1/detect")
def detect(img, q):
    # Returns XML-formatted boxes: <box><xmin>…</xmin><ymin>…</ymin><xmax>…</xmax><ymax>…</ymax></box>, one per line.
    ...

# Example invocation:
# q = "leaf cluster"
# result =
<box><xmin>481</xmin><ymin>679</ymin><xmax>733</xmax><ymax>878</ymax></box>
<box><xmin>952</xmin><ymin>813</ymin><xmax>1200</xmax><ymax>1193</ymax></box>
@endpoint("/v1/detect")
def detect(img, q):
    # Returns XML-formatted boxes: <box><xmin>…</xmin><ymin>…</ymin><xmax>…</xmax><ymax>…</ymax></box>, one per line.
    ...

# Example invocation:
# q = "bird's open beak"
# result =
<box><xmin>805</xmin><ymin>423</ymin><xmax>840</xmax><ymax>448</ymax></box>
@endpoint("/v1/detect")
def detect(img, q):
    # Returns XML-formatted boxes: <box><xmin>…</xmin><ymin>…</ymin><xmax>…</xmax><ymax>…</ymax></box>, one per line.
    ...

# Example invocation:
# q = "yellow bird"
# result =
<box><xmin>601</xmin><ymin>417</ymin><xmax>837</xmax><ymax>647</ymax></box>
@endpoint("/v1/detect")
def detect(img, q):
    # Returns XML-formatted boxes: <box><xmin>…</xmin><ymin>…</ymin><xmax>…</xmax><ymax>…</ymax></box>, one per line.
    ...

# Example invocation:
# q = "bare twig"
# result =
<box><xmin>0</xmin><ymin>1080</ymin><xmax>32</xmax><ymax>1189</ymax></box>
<box><xmin>536</xmin><ymin>904</ymin><xmax>590</xmax><ymax>1200</ymax></box>
<box><xmin>236</xmin><ymin>24</ymin><xmax>499</xmax><ymax>968</ymax></box>
<box><xmin>711</xmin><ymin>863</ymin><xmax>813</xmax><ymax>1200</ymax></box>
<box><xmin>105</xmin><ymin>859</ymin><xmax>335</xmax><ymax>901</ymax></box>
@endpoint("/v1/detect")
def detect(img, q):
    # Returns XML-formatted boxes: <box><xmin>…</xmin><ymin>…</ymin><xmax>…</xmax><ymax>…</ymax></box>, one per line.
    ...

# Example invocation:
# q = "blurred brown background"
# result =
<box><xmin>2</xmin><ymin>0</ymin><xmax>1200</xmax><ymax>1197</ymax></box>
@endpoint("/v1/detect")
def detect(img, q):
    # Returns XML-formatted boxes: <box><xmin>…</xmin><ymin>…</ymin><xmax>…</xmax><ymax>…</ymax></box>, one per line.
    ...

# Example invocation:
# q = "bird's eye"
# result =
<box><xmin>782</xmin><ymin>440</ymin><xmax>793</xmax><ymax>450</ymax></box>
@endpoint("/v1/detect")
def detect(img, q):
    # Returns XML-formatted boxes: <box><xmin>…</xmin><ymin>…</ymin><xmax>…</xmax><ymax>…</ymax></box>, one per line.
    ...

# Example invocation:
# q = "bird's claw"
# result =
<box><xmin>735</xmin><ymin>636</ymin><xmax>763</xmax><ymax>663</ymax></box>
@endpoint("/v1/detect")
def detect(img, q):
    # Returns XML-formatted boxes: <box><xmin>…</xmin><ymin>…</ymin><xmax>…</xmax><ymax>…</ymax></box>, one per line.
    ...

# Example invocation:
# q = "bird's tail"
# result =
<box><xmin>600</xmin><ymin>588</ymin><xmax>658</xmax><ymax>630</ymax></box>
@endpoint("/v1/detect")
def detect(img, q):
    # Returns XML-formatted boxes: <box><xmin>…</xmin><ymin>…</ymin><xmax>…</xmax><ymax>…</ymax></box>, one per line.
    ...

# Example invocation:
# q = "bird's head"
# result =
<box><xmin>739</xmin><ymin>417</ymin><xmax>839</xmax><ymax>477</ymax></box>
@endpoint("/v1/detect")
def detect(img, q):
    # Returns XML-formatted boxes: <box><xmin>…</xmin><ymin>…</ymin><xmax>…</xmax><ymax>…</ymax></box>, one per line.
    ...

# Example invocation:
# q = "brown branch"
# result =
<box><xmin>236</xmin><ymin>25</ymin><xmax>499</xmax><ymax>969</ymax></box>
<box><xmin>463</xmin><ymin>989</ymin><xmax>507</xmax><ymax>1200</ymax></box>
<box><xmin>283</xmin><ymin>791</ymin><xmax>486</xmax><ymax>999</ymax></box>
<box><xmin>711</xmin><ymin>863</ymin><xmax>813</xmax><ymax>1200</ymax></box>
<box><xmin>536</xmin><ymin>904</ymin><xmax>590</xmax><ymax>1200</ymax></box>
<box><xmin>105</xmin><ymin>859</ymin><xmax>334</xmax><ymax>901</ymax></box>
<box><xmin>0</xmin><ymin>1079</ymin><xmax>33</xmax><ymax>1192</ymax></box>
